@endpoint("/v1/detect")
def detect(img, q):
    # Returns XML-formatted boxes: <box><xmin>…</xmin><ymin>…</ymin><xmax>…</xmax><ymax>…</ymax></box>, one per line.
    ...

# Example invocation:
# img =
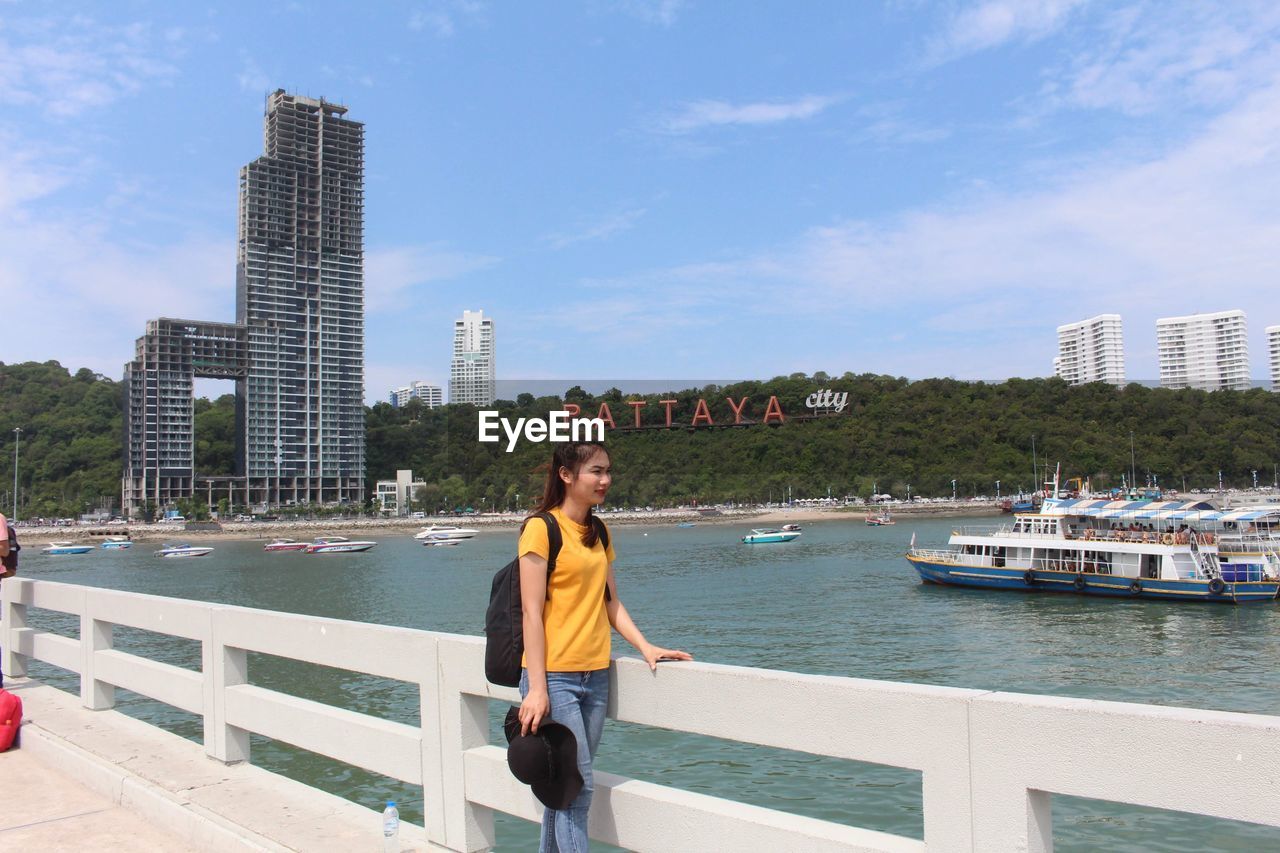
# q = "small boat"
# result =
<box><xmin>263</xmin><ymin>539</ymin><xmax>309</xmax><ymax>552</ymax></box>
<box><xmin>156</xmin><ymin>543</ymin><xmax>214</xmax><ymax>558</ymax></box>
<box><xmin>676</xmin><ymin>521</ymin><xmax>697</xmax><ymax>528</ymax></box>
<box><xmin>101</xmin><ymin>537</ymin><xmax>133</xmax><ymax>549</ymax></box>
<box><xmin>780</xmin><ymin>523</ymin><xmax>802</xmax><ymax>532</ymax></box>
<box><xmin>742</xmin><ymin>528</ymin><xmax>801</xmax><ymax>544</ymax></box>
<box><xmin>421</xmin><ymin>537</ymin><xmax>463</xmax><ymax>547</ymax></box>
<box><xmin>414</xmin><ymin>525</ymin><xmax>478</xmax><ymax>541</ymax></box>
<box><xmin>43</xmin><ymin>542</ymin><xmax>94</xmax><ymax>555</ymax></box>
<box><xmin>865</xmin><ymin>511</ymin><xmax>894</xmax><ymax>526</ymax></box>
<box><xmin>305</xmin><ymin>536</ymin><xmax>377</xmax><ymax>554</ymax></box>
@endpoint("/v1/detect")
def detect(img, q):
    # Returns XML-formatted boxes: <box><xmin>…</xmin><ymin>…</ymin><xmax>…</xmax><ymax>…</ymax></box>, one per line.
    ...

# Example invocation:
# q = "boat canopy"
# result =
<box><xmin>1042</xmin><ymin>498</ymin><xmax>1280</xmax><ymax>523</ymax></box>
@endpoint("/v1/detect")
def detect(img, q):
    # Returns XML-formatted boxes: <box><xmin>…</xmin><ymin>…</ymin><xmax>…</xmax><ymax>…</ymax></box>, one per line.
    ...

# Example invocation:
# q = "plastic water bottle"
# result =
<box><xmin>381</xmin><ymin>800</ymin><xmax>399</xmax><ymax>852</ymax></box>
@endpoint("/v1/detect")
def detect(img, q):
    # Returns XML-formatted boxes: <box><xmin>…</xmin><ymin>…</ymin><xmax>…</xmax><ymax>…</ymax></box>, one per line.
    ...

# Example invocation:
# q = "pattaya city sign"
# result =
<box><xmin>562</xmin><ymin>388</ymin><xmax>848</xmax><ymax>431</ymax></box>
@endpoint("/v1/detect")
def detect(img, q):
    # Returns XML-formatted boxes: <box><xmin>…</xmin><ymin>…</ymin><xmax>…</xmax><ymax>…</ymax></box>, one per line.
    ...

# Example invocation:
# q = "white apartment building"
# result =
<box><xmin>1055</xmin><ymin>314</ymin><xmax>1125</xmax><ymax>385</ymax></box>
<box><xmin>1156</xmin><ymin>309</ymin><xmax>1250</xmax><ymax>391</ymax></box>
<box><xmin>389</xmin><ymin>381</ymin><xmax>443</xmax><ymax>409</ymax></box>
<box><xmin>375</xmin><ymin>469</ymin><xmax>425</xmax><ymax>516</ymax></box>
<box><xmin>450</xmin><ymin>309</ymin><xmax>495</xmax><ymax>405</ymax></box>
<box><xmin>1268</xmin><ymin>325</ymin><xmax>1280</xmax><ymax>392</ymax></box>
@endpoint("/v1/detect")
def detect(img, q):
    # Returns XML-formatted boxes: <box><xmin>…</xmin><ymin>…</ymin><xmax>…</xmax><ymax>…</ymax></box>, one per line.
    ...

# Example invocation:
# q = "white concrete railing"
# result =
<box><xmin>4</xmin><ymin>578</ymin><xmax>1280</xmax><ymax>852</ymax></box>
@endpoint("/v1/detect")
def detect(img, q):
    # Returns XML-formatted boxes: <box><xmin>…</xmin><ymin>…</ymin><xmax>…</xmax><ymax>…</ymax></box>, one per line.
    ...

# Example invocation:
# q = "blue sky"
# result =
<box><xmin>3</xmin><ymin>1</ymin><xmax>1280</xmax><ymax>400</ymax></box>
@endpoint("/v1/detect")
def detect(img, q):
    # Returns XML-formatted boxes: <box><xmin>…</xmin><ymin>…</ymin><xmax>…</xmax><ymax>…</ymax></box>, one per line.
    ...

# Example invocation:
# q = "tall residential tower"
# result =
<box><xmin>1156</xmin><ymin>309</ymin><xmax>1249</xmax><ymax>391</ymax></box>
<box><xmin>123</xmin><ymin>91</ymin><xmax>366</xmax><ymax>515</ymax></box>
<box><xmin>1268</xmin><ymin>325</ymin><xmax>1280</xmax><ymax>392</ymax></box>
<box><xmin>1054</xmin><ymin>314</ymin><xmax>1125</xmax><ymax>386</ymax></box>
<box><xmin>449</xmin><ymin>310</ymin><xmax>495</xmax><ymax>405</ymax></box>
<box><xmin>237</xmin><ymin>91</ymin><xmax>366</xmax><ymax>506</ymax></box>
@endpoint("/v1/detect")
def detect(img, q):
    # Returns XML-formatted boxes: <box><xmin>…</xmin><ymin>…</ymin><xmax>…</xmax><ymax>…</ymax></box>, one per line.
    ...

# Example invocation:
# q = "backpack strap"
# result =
<box><xmin>590</xmin><ymin>515</ymin><xmax>613</xmax><ymax>602</ymax></box>
<box><xmin>535</xmin><ymin>512</ymin><xmax>562</xmax><ymax>592</ymax></box>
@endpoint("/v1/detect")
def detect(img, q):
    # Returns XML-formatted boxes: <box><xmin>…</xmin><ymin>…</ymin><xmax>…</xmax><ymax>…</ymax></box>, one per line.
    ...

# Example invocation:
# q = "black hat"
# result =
<box><xmin>503</xmin><ymin>707</ymin><xmax>584</xmax><ymax>810</ymax></box>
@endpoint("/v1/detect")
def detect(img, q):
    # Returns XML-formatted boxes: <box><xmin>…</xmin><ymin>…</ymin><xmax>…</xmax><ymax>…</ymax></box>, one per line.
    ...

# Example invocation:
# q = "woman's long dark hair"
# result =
<box><xmin>527</xmin><ymin>441</ymin><xmax>609</xmax><ymax>548</ymax></box>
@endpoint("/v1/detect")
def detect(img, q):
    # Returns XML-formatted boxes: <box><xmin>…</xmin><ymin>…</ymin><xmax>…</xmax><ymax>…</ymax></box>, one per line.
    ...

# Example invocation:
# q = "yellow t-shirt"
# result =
<box><xmin>518</xmin><ymin>507</ymin><xmax>616</xmax><ymax>672</ymax></box>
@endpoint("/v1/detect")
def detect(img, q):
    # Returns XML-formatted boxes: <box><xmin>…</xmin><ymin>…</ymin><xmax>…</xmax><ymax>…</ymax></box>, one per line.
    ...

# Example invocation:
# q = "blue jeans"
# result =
<box><xmin>519</xmin><ymin>668</ymin><xmax>609</xmax><ymax>853</ymax></box>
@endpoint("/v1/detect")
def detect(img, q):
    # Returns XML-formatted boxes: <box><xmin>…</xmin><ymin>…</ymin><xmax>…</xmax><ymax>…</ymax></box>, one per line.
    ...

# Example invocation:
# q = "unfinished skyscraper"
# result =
<box><xmin>237</xmin><ymin>91</ymin><xmax>366</xmax><ymax>506</ymax></box>
<box><xmin>123</xmin><ymin>91</ymin><xmax>366</xmax><ymax>515</ymax></box>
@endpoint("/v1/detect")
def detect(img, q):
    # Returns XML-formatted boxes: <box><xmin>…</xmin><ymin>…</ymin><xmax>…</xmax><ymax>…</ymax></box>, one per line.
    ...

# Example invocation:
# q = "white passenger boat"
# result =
<box><xmin>741</xmin><ymin>528</ymin><xmax>801</xmax><ymax>544</ymax></box>
<box><xmin>263</xmin><ymin>539</ymin><xmax>309</xmax><ymax>552</ymax></box>
<box><xmin>413</xmin><ymin>525</ymin><xmax>478</xmax><ymax>541</ymax></box>
<box><xmin>43</xmin><ymin>542</ymin><xmax>94</xmax><ymax>555</ymax></box>
<box><xmin>305</xmin><ymin>536</ymin><xmax>377</xmax><ymax>554</ymax></box>
<box><xmin>907</xmin><ymin>480</ymin><xmax>1280</xmax><ymax>604</ymax></box>
<box><xmin>101</xmin><ymin>537</ymin><xmax>133</xmax><ymax>549</ymax></box>
<box><xmin>156</xmin><ymin>543</ymin><xmax>214</xmax><ymax>558</ymax></box>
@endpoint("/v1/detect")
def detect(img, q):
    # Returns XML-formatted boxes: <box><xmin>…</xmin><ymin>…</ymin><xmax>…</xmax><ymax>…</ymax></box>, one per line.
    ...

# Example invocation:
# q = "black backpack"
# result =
<box><xmin>1</xmin><ymin>521</ymin><xmax>18</xmax><ymax>573</ymax></box>
<box><xmin>484</xmin><ymin>512</ymin><xmax>610</xmax><ymax>687</ymax></box>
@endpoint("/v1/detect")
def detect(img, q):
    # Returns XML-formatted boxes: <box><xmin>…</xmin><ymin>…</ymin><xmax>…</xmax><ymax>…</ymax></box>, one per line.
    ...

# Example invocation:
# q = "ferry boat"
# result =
<box><xmin>263</xmin><ymin>539</ymin><xmax>309</xmax><ymax>552</ymax></box>
<box><xmin>156</xmin><ymin>543</ymin><xmax>214</xmax><ymax>558</ymax></box>
<box><xmin>42</xmin><ymin>542</ymin><xmax>94</xmax><ymax>555</ymax></box>
<box><xmin>742</xmin><ymin>528</ymin><xmax>801</xmax><ymax>544</ymax></box>
<box><xmin>101</xmin><ymin>537</ymin><xmax>133</xmax><ymax>549</ymax></box>
<box><xmin>304</xmin><ymin>536</ymin><xmax>377</xmax><ymax>554</ymax></box>
<box><xmin>413</xmin><ymin>525</ymin><xmax>478</xmax><ymax>541</ymax></box>
<box><xmin>906</xmin><ymin>488</ymin><xmax>1280</xmax><ymax>604</ymax></box>
<box><xmin>865</xmin><ymin>511</ymin><xmax>894</xmax><ymax>526</ymax></box>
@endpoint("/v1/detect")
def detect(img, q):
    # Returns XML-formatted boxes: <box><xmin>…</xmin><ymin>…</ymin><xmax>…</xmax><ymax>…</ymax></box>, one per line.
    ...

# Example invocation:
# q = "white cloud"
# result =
<box><xmin>237</xmin><ymin>51</ymin><xmax>270</xmax><ymax>93</ymax></box>
<box><xmin>542</xmin><ymin>208</ymin><xmax>646</xmax><ymax>250</ymax></box>
<box><xmin>927</xmin><ymin>0</ymin><xmax>1087</xmax><ymax>63</ymax></box>
<box><xmin>0</xmin><ymin>15</ymin><xmax>179</xmax><ymax>117</ymax></box>
<box><xmin>407</xmin><ymin>1</ymin><xmax>485</xmax><ymax>37</ymax></box>
<box><xmin>659</xmin><ymin>95</ymin><xmax>839</xmax><ymax>134</ymax></box>
<box><xmin>1040</xmin><ymin>3</ymin><xmax>1280</xmax><ymax>115</ymax></box>
<box><xmin>365</xmin><ymin>245</ymin><xmax>499</xmax><ymax>313</ymax></box>
<box><xmin>611</xmin><ymin>0</ymin><xmax>685</xmax><ymax>27</ymax></box>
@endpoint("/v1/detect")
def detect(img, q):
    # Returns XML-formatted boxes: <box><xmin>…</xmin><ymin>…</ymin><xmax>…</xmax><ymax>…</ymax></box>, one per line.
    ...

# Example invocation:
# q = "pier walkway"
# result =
<box><xmin>5</xmin><ymin>577</ymin><xmax>1280</xmax><ymax>851</ymax></box>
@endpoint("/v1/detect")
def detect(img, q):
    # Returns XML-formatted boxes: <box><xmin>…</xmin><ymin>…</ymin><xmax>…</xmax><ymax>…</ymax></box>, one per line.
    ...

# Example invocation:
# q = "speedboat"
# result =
<box><xmin>43</xmin><ymin>542</ymin><xmax>94</xmax><ymax>555</ymax></box>
<box><xmin>156</xmin><ymin>543</ymin><xmax>214</xmax><ymax>558</ymax></box>
<box><xmin>906</xmin><ymin>470</ymin><xmax>1280</xmax><ymax>604</ymax></box>
<box><xmin>676</xmin><ymin>521</ymin><xmax>697</xmax><ymax>528</ymax></box>
<box><xmin>305</xmin><ymin>536</ymin><xmax>377</xmax><ymax>554</ymax></box>
<box><xmin>866</xmin><ymin>511</ymin><xmax>894</xmax><ymax>526</ymax></box>
<box><xmin>101</xmin><ymin>537</ymin><xmax>133</xmax><ymax>549</ymax></box>
<box><xmin>742</xmin><ymin>528</ymin><xmax>801</xmax><ymax>544</ymax></box>
<box><xmin>413</xmin><ymin>525</ymin><xmax>478</xmax><ymax>541</ymax></box>
<box><xmin>263</xmin><ymin>539</ymin><xmax>309</xmax><ymax>552</ymax></box>
<box><xmin>421</xmin><ymin>536</ymin><xmax>463</xmax><ymax>547</ymax></box>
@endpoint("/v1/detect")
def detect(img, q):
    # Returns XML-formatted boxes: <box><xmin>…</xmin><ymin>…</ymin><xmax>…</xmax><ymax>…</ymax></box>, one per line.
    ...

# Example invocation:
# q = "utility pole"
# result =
<box><xmin>951</xmin><ymin>479</ymin><xmax>957</xmax><ymax>501</ymax></box>
<box><xmin>1129</xmin><ymin>431</ymin><xmax>1136</xmax><ymax>494</ymax></box>
<box><xmin>11</xmin><ymin>427</ymin><xmax>20</xmax><ymax>521</ymax></box>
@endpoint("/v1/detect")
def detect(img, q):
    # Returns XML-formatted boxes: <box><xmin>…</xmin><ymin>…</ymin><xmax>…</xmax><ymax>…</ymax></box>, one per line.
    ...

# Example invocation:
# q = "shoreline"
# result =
<box><xmin>16</xmin><ymin>502</ymin><xmax>1002</xmax><ymax>544</ymax></box>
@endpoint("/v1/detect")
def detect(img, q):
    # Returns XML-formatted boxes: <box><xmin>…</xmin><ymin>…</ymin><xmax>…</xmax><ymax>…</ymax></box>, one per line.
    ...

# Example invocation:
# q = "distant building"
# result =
<box><xmin>375</xmin><ymin>469</ymin><xmax>425</xmax><ymax>516</ymax></box>
<box><xmin>1156</xmin><ymin>309</ymin><xmax>1249</xmax><ymax>391</ymax></box>
<box><xmin>1268</xmin><ymin>325</ymin><xmax>1280</xmax><ymax>392</ymax></box>
<box><xmin>1055</xmin><ymin>314</ymin><xmax>1125</xmax><ymax>386</ymax></box>
<box><xmin>450</xmin><ymin>310</ymin><xmax>495</xmax><ymax>405</ymax></box>
<box><xmin>389</xmin><ymin>381</ymin><xmax>443</xmax><ymax>408</ymax></box>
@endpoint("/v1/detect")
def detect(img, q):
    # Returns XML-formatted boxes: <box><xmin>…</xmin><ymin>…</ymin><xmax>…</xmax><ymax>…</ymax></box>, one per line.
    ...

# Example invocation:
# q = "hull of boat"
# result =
<box><xmin>414</xmin><ymin>529</ymin><xmax>477</xmax><ymax>540</ymax></box>
<box><xmin>306</xmin><ymin>542</ymin><xmax>376</xmax><ymax>553</ymax></box>
<box><xmin>158</xmin><ymin>548</ymin><xmax>213</xmax><ymax>558</ymax></box>
<box><xmin>906</xmin><ymin>555</ymin><xmax>1278</xmax><ymax>604</ymax></box>
<box><xmin>101</xmin><ymin>542</ymin><xmax>132</xmax><ymax>549</ymax></box>
<box><xmin>742</xmin><ymin>533</ymin><xmax>800</xmax><ymax>544</ymax></box>
<box><xmin>263</xmin><ymin>543</ymin><xmax>309</xmax><ymax>552</ymax></box>
<box><xmin>44</xmin><ymin>546</ymin><xmax>94</xmax><ymax>555</ymax></box>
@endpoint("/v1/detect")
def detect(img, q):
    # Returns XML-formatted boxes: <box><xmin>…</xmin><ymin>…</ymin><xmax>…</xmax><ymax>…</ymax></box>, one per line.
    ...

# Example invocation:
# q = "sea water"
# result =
<box><xmin>20</xmin><ymin>517</ymin><xmax>1280</xmax><ymax>850</ymax></box>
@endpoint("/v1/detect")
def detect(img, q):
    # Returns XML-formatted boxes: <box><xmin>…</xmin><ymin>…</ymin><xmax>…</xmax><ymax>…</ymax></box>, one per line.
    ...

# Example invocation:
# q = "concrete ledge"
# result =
<box><xmin>9</xmin><ymin>679</ymin><xmax>441</xmax><ymax>852</ymax></box>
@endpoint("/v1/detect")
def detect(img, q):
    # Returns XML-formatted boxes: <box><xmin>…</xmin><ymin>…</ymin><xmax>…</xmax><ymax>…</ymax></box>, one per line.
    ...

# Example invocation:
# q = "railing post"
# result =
<box><xmin>418</xmin><ymin>636</ymin><xmax>448</xmax><ymax>848</ymax></box>
<box><xmin>205</xmin><ymin>607</ymin><xmax>250</xmax><ymax>764</ymax></box>
<box><xmin>81</xmin><ymin>594</ymin><xmax>116</xmax><ymax>709</ymax></box>
<box><xmin>1</xmin><ymin>578</ymin><xmax>27</xmax><ymax>678</ymax></box>
<box><xmin>436</xmin><ymin>638</ymin><xmax>496</xmax><ymax>852</ymax></box>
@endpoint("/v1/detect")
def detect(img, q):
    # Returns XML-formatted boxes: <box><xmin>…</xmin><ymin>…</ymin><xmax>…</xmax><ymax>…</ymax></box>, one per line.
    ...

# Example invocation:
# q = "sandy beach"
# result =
<box><xmin>16</xmin><ymin>501</ymin><xmax>1004</xmax><ymax>544</ymax></box>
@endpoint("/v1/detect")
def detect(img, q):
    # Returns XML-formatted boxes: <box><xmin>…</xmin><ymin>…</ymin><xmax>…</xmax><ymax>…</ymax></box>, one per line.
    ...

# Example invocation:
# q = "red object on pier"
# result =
<box><xmin>0</xmin><ymin>688</ymin><xmax>21</xmax><ymax>751</ymax></box>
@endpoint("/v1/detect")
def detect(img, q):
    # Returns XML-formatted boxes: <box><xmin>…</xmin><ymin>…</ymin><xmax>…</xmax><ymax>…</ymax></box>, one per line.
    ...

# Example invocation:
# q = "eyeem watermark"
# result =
<box><xmin>478</xmin><ymin>410</ymin><xmax>606</xmax><ymax>452</ymax></box>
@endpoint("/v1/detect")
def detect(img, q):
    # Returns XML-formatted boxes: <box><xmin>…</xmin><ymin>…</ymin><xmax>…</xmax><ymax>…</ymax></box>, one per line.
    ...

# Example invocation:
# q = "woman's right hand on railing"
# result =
<box><xmin>519</xmin><ymin>689</ymin><xmax>550</xmax><ymax>736</ymax></box>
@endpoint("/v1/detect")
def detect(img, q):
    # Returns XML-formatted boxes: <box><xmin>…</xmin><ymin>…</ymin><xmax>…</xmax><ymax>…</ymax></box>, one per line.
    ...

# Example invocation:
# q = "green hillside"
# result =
<box><xmin>3</xmin><ymin>362</ymin><xmax>1277</xmax><ymax>517</ymax></box>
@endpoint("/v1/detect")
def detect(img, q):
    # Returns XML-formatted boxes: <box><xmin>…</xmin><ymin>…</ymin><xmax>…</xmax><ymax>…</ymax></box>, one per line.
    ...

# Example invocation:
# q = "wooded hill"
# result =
<box><xmin>3</xmin><ymin>362</ymin><xmax>1276</xmax><ymax>516</ymax></box>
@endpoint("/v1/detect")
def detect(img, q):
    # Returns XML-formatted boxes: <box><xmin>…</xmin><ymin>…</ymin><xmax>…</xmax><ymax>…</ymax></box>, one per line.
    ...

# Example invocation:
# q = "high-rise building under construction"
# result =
<box><xmin>122</xmin><ymin>91</ymin><xmax>366</xmax><ymax>514</ymax></box>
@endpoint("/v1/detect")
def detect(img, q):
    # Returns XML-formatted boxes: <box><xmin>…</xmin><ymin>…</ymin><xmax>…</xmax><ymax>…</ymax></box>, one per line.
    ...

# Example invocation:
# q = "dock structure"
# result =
<box><xmin>4</xmin><ymin>578</ymin><xmax>1280</xmax><ymax>852</ymax></box>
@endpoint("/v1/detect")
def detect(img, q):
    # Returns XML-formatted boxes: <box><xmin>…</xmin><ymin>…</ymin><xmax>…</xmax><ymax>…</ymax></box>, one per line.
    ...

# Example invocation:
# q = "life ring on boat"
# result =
<box><xmin>1209</xmin><ymin>578</ymin><xmax>1225</xmax><ymax>595</ymax></box>
<box><xmin>1073</xmin><ymin>574</ymin><xmax>1087</xmax><ymax>592</ymax></box>
<box><xmin>1129</xmin><ymin>580</ymin><xmax>1142</xmax><ymax>595</ymax></box>
<box><xmin>1023</xmin><ymin>570</ymin><xmax>1035</xmax><ymax>585</ymax></box>
<box><xmin>1160</xmin><ymin>533</ymin><xmax>1174</xmax><ymax>546</ymax></box>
